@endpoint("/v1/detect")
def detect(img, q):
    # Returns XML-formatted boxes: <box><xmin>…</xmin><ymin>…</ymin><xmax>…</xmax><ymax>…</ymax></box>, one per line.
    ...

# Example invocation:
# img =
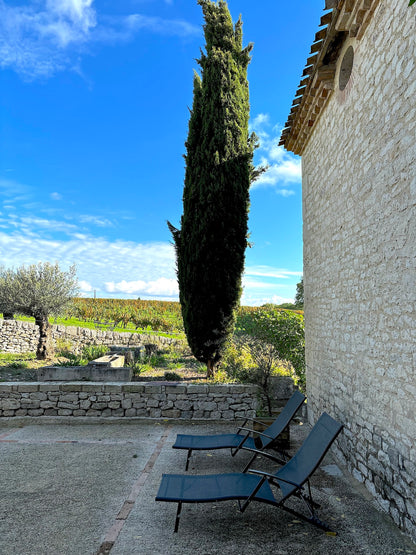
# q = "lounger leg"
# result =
<box><xmin>185</xmin><ymin>449</ymin><xmax>192</xmax><ymax>471</ymax></box>
<box><xmin>242</xmin><ymin>453</ymin><xmax>258</xmax><ymax>473</ymax></box>
<box><xmin>174</xmin><ymin>502</ymin><xmax>182</xmax><ymax>533</ymax></box>
<box><xmin>279</xmin><ymin>503</ymin><xmax>335</xmax><ymax>534</ymax></box>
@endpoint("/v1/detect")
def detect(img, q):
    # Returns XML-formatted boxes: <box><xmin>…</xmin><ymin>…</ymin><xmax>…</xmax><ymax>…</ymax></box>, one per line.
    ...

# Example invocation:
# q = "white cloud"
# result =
<box><xmin>0</xmin><ymin>228</ymin><xmax>177</xmax><ymax>299</ymax></box>
<box><xmin>105</xmin><ymin>277</ymin><xmax>178</xmax><ymax>297</ymax></box>
<box><xmin>0</xmin><ymin>0</ymin><xmax>199</xmax><ymax>80</ymax></box>
<box><xmin>245</xmin><ymin>266</ymin><xmax>302</xmax><ymax>279</ymax></box>
<box><xmin>241</xmin><ymin>292</ymin><xmax>295</xmax><ymax>307</ymax></box>
<box><xmin>50</xmin><ymin>192</ymin><xmax>63</xmax><ymax>200</ymax></box>
<box><xmin>240</xmin><ymin>265</ymin><xmax>302</xmax><ymax>306</ymax></box>
<box><xmin>79</xmin><ymin>214</ymin><xmax>113</xmax><ymax>227</ymax></box>
<box><xmin>78</xmin><ymin>279</ymin><xmax>93</xmax><ymax>292</ymax></box>
<box><xmin>19</xmin><ymin>216</ymin><xmax>78</xmax><ymax>233</ymax></box>
<box><xmin>250</xmin><ymin>114</ymin><xmax>302</xmax><ymax>192</ymax></box>
<box><xmin>278</xmin><ymin>189</ymin><xmax>296</xmax><ymax>197</ymax></box>
<box><xmin>126</xmin><ymin>14</ymin><xmax>199</xmax><ymax>38</ymax></box>
<box><xmin>0</xmin><ymin>178</ymin><xmax>32</xmax><ymax>201</ymax></box>
<box><xmin>252</xmin><ymin>113</ymin><xmax>270</xmax><ymax>128</ymax></box>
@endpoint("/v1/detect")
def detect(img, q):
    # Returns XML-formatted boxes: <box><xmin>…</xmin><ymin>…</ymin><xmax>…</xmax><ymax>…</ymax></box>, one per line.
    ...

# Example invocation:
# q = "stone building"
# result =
<box><xmin>280</xmin><ymin>0</ymin><xmax>416</xmax><ymax>542</ymax></box>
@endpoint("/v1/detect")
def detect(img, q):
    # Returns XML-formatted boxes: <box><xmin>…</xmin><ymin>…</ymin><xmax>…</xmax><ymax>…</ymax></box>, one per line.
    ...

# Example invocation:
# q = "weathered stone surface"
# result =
<box><xmin>0</xmin><ymin>319</ymin><xmax>178</xmax><ymax>354</ymax></box>
<box><xmin>0</xmin><ymin>380</ymin><xmax>285</xmax><ymax>424</ymax></box>
<box><xmin>301</xmin><ymin>0</ymin><xmax>416</xmax><ymax>543</ymax></box>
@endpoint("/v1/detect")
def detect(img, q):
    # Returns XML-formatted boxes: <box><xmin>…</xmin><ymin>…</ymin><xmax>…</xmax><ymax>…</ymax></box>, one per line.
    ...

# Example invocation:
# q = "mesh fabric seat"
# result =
<box><xmin>156</xmin><ymin>412</ymin><xmax>343</xmax><ymax>533</ymax></box>
<box><xmin>173</xmin><ymin>390</ymin><xmax>305</xmax><ymax>470</ymax></box>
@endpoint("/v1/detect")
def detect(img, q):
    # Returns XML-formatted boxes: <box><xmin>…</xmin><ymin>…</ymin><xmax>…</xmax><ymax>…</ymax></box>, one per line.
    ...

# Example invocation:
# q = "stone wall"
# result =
<box><xmin>0</xmin><ymin>382</ymin><xmax>258</xmax><ymax>420</ymax></box>
<box><xmin>0</xmin><ymin>319</ymin><xmax>176</xmax><ymax>354</ymax></box>
<box><xmin>302</xmin><ymin>0</ymin><xmax>416</xmax><ymax>542</ymax></box>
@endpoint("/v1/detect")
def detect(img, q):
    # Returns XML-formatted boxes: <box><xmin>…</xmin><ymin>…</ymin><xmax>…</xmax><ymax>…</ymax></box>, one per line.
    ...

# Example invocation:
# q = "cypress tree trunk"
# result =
<box><xmin>169</xmin><ymin>0</ymin><xmax>257</xmax><ymax>378</ymax></box>
<box><xmin>35</xmin><ymin>314</ymin><xmax>54</xmax><ymax>360</ymax></box>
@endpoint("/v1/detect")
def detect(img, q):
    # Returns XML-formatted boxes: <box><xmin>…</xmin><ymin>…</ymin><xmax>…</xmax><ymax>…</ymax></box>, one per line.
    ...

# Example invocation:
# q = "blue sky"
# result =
<box><xmin>0</xmin><ymin>0</ymin><xmax>324</xmax><ymax>305</ymax></box>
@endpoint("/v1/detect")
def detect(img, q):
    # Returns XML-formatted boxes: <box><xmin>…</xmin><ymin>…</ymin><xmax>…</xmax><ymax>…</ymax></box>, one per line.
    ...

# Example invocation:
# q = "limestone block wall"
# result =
<box><xmin>0</xmin><ymin>382</ymin><xmax>258</xmax><ymax>420</ymax></box>
<box><xmin>301</xmin><ymin>0</ymin><xmax>416</xmax><ymax>541</ymax></box>
<box><xmin>0</xmin><ymin>319</ymin><xmax>176</xmax><ymax>354</ymax></box>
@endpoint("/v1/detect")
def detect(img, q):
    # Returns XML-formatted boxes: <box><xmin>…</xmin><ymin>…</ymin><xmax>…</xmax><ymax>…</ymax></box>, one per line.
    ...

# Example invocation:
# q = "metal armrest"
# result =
<box><xmin>239</xmin><ymin>447</ymin><xmax>287</xmax><ymax>464</ymax></box>
<box><xmin>237</xmin><ymin>427</ymin><xmax>274</xmax><ymax>441</ymax></box>
<box><xmin>249</xmin><ymin>469</ymin><xmax>301</xmax><ymax>489</ymax></box>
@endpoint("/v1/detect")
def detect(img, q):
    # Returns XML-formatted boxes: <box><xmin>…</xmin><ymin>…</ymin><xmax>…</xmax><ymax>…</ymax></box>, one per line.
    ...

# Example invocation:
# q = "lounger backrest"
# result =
<box><xmin>275</xmin><ymin>412</ymin><xmax>343</xmax><ymax>500</ymax></box>
<box><xmin>260</xmin><ymin>390</ymin><xmax>306</xmax><ymax>449</ymax></box>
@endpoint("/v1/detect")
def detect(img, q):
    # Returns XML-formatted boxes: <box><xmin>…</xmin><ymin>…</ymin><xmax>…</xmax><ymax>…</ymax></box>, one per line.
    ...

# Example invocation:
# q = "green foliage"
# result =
<box><xmin>7</xmin><ymin>361</ymin><xmax>28</xmax><ymax>370</ymax></box>
<box><xmin>126</xmin><ymin>358</ymin><xmax>147</xmax><ymax>376</ymax></box>
<box><xmin>66</xmin><ymin>297</ymin><xmax>184</xmax><ymax>335</ymax></box>
<box><xmin>0</xmin><ymin>262</ymin><xmax>78</xmax><ymax>319</ymax></box>
<box><xmin>410</xmin><ymin>0</ymin><xmax>415</xmax><ymax>6</ymax></box>
<box><xmin>0</xmin><ymin>262</ymin><xmax>78</xmax><ymax>360</ymax></box>
<box><xmin>55</xmin><ymin>352</ymin><xmax>86</xmax><ymax>366</ymax></box>
<box><xmin>164</xmin><ymin>371</ymin><xmax>182</xmax><ymax>381</ymax></box>
<box><xmin>221</xmin><ymin>336</ymin><xmax>256</xmax><ymax>383</ymax></box>
<box><xmin>169</xmin><ymin>0</ymin><xmax>262</xmax><ymax>377</ymax></box>
<box><xmin>55</xmin><ymin>338</ymin><xmax>73</xmax><ymax>354</ymax></box>
<box><xmin>55</xmin><ymin>341</ymin><xmax>109</xmax><ymax>366</ymax></box>
<box><xmin>275</xmin><ymin>303</ymin><xmax>297</xmax><ymax>309</ymax></box>
<box><xmin>81</xmin><ymin>344</ymin><xmax>109</xmax><ymax>362</ymax></box>
<box><xmin>295</xmin><ymin>277</ymin><xmax>304</xmax><ymax>309</ymax></box>
<box><xmin>0</xmin><ymin>352</ymin><xmax>36</xmax><ymax>362</ymax></box>
<box><xmin>236</xmin><ymin>307</ymin><xmax>305</xmax><ymax>390</ymax></box>
<box><xmin>222</xmin><ymin>335</ymin><xmax>294</xmax><ymax>414</ymax></box>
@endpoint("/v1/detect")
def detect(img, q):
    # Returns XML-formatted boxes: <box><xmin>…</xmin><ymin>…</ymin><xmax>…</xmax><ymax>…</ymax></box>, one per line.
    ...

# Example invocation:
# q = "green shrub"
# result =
<box><xmin>55</xmin><ymin>352</ymin><xmax>86</xmax><ymax>366</ymax></box>
<box><xmin>8</xmin><ymin>361</ymin><xmax>28</xmax><ymax>369</ymax></box>
<box><xmin>164</xmin><ymin>371</ymin><xmax>182</xmax><ymax>381</ymax></box>
<box><xmin>221</xmin><ymin>336</ymin><xmax>256</xmax><ymax>383</ymax></box>
<box><xmin>55</xmin><ymin>338</ymin><xmax>73</xmax><ymax>354</ymax></box>
<box><xmin>0</xmin><ymin>352</ymin><xmax>35</xmax><ymax>362</ymax></box>
<box><xmin>81</xmin><ymin>344</ymin><xmax>109</xmax><ymax>362</ymax></box>
<box><xmin>236</xmin><ymin>307</ymin><xmax>305</xmax><ymax>390</ymax></box>
<box><xmin>126</xmin><ymin>359</ymin><xmax>147</xmax><ymax>376</ymax></box>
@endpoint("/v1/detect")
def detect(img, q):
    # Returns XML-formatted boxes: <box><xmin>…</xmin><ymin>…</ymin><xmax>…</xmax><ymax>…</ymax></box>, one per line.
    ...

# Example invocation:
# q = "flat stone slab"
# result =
<box><xmin>36</xmin><ymin>365</ymin><xmax>133</xmax><ymax>382</ymax></box>
<box><xmin>88</xmin><ymin>354</ymin><xmax>125</xmax><ymax>368</ymax></box>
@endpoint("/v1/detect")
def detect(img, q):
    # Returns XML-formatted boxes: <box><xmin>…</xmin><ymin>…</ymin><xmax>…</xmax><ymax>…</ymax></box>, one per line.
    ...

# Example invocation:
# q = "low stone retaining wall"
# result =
<box><xmin>0</xmin><ymin>319</ymin><xmax>176</xmax><ymax>354</ymax></box>
<box><xmin>0</xmin><ymin>382</ymin><xmax>259</xmax><ymax>419</ymax></box>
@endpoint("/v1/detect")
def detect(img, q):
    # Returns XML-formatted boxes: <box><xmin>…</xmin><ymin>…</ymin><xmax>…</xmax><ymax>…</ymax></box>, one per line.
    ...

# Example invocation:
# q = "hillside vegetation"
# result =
<box><xmin>1</xmin><ymin>299</ymin><xmax>304</xmax><ymax>388</ymax></box>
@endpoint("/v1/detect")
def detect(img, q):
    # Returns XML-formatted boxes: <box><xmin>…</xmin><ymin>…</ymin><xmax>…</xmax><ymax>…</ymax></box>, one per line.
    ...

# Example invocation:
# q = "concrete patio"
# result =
<box><xmin>0</xmin><ymin>417</ymin><xmax>414</xmax><ymax>555</ymax></box>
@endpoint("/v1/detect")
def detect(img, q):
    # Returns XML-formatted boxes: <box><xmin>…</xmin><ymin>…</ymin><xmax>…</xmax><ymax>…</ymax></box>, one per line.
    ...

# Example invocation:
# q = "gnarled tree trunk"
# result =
<box><xmin>34</xmin><ymin>314</ymin><xmax>54</xmax><ymax>360</ymax></box>
<box><xmin>206</xmin><ymin>359</ymin><xmax>220</xmax><ymax>379</ymax></box>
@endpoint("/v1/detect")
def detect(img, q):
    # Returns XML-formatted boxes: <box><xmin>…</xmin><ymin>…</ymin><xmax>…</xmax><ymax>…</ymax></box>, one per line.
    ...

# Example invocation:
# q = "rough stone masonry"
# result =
<box><xmin>0</xmin><ymin>382</ymin><xmax>258</xmax><ymax>420</ymax></box>
<box><xmin>297</xmin><ymin>0</ymin><xmax>416</xmax><ymax>544</ymax></box>
<box><xmin>0</xmin><ymin>319</ymin><xmax>176</xmax><ymax>354</ymax></box>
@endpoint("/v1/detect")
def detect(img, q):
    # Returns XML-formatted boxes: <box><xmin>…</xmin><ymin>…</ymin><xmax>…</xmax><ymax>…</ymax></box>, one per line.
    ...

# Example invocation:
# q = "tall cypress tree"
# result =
<box><xmin>169</xmin><ymin>0</ymin><xmax>260</xmax><ymax>377</ymax></box>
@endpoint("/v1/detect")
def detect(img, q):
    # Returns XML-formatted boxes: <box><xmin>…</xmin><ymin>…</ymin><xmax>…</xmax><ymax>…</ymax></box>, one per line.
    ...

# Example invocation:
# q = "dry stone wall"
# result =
<box><xmin>0</xmin><ymin>382</ymin><xmax>258</xmax><ymax>420</ymax></box>
<box><xmin>302</xmin><ymin>0</ymin><xmax>416</xmax><ymax>542</ymax></box>
<box><xmin>0</xmin><ymin>319</ymin><xmax>176</xmax><ymax>354</ymax></box>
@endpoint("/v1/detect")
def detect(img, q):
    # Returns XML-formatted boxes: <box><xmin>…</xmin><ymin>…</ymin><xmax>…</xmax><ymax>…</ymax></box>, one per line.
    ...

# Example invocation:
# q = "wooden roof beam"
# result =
<box><xmin>314</xmin><ymin>28</ymin><xmax>327</xmax><ymax>42</ymax></box>
<box><xmin>310</xmin><ymin>40</ymin><xmax>324</xmax><ymax>53</ymax></box>
<box><xmin>320</xmin><ymin>12</ymin><xmax>333</xmax><ymax>26</ymax></box>
<box><xmin>295</xmin><ymin>86</ymin><xmax>307</xmax><ymax>98</ymax></box>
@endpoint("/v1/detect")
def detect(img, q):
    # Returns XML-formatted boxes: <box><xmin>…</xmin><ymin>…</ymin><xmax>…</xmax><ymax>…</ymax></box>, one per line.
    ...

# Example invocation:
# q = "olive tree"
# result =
<box><xmin>0</xmin><ymin>262</ymin><xmax>78</xmax><ymax>360</ymax></box>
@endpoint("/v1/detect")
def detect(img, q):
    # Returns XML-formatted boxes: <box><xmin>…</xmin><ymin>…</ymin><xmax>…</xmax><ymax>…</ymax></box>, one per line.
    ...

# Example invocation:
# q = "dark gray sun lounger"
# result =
<box><xmin>156</xmin><ymin>412</ymin><xmax>343</xmax><ymax>533</ymax></box>
<box><xmin>173</xmin><ymin>390</ymin><xmax>305</xmax><ymax>471</ymax></box>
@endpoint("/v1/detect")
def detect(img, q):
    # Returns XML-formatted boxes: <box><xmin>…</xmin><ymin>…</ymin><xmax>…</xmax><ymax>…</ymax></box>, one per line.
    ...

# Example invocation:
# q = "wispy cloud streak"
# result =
<box><xmin>251</xmin><ymin>113</ymin><xmax>302</xmax><ymax>194</ymax></box>
<box><xmin>0</xmin><ymin>0</ymin><xmax>199</xmax><ymax>80</ymax></box>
